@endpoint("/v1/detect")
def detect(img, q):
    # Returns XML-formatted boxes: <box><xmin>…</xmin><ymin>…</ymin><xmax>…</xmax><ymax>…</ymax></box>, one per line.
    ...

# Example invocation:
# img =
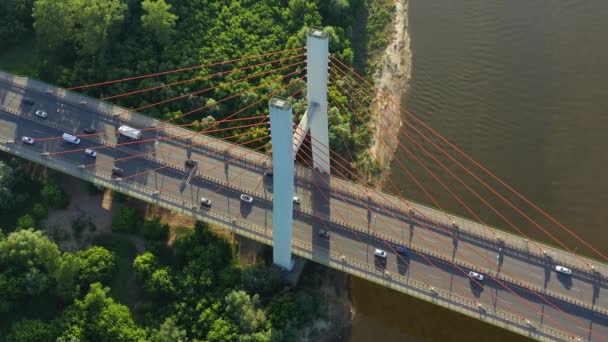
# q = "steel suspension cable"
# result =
<box><xmin>99</xmin><ymin>53</ymin><xmax>305</xmax><ymax>101</ymax></box>
<box><xmin>329</xmin><ymin>65</ymin><xmax>605</xmax><ymax>270</ymax></box>
<box><xmin>329</xmin><ymin>55</ymin><xmax>608</xmax><ymax>263</ymax></box>
<box><xmin>292</xmin><ymin>132</ymin><xmax>576</xmax><ymax>336</ymax></box>
<box><xmin>68</xmin><ymin>47</ymin><xmax>305</xmax><ymax>90</ymax></box>
<box><xmin>294</xmin><ymin>127</ymin><xmax>593</xmax><ymax>338</ymax></box>
<box><xmin>327</xmin><ymin>77</ymin><xmax>603</xmax><ymax>334</ymax></box>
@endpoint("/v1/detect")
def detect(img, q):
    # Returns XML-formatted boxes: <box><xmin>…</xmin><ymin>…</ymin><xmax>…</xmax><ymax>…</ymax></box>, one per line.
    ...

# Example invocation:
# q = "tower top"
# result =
<box><xmin>307</xmin><ymin>27</ymin><xmax>328</xmax><ymax>40</ymax></box>
<box><xmin>270</xmin><ymin>97</ymin><xmax>291</xmax><ymax>110</ymax></box>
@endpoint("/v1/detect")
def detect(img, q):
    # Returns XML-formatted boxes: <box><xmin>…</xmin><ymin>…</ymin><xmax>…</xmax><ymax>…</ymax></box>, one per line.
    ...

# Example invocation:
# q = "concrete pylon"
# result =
<box><xmin>269</xmin><ymin>97</ymin><xmax>295</xmax><ymax>270</ymax></box>
<box><xmin>306</xmin><ymin>27</ymin><xmax>330</xmax><ymax>174</ymax></box>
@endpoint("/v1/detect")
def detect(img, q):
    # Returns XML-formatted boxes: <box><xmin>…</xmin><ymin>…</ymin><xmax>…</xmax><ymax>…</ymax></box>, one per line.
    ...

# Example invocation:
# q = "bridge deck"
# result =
<box><xmin>0</xmin><ymin>71</ymin><xmax>606</xmax><ymax>341</ymax></box>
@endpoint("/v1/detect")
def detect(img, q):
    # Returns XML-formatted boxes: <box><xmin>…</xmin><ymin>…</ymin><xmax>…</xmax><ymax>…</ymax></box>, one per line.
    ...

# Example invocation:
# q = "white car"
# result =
<box><xmin>374</xmin><ymin>248</ymin><xmax>387</xmax><ymax>258</ymax></box>
<box><xmin>84</xmin><ymin>149</ymin><xmax>97</xmax><ymax>158</ymax></box>
<box><xmin>200</xmin><ymin>197</ymin><xmax>212</xmax><ymax>207</ymax></box>
<box><xmin>240</xmin><ymin>194</ymin><xmax>253</xmax><ymax>203</ymax></box>
<box><xmin>468</xmin><ymin>271</ymin><xmax>484</xmax><ymax>281</ymax></box>
<box><xmin>293</xmin><ymin>196</ymin><xmax>300</xmax><ymax>204</ymax></box>
<box><xmin>21</xmin><ymin>136</ymin><xmax>34</xmax><ymax>144</ymax></box>
<box><xmin>555</xmin><ymin>265</ymin><xmax>572</xmax><ymax>275</ymax></box>
<box><xmin>34</xmin><ymin>110</ymin><xmax>47</xmax><ymax>118</ymax></box>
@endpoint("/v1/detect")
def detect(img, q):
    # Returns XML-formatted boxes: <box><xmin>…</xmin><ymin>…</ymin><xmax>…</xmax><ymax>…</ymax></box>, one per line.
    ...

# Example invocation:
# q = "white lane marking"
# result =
<box><xmin>498</xmin><ymin>298</ymin><xmax>513</xmax><ymax>305</ymax></box>
<box><xmin>34</xmin><ymin>130</ymin><xmax>44</xmax><ymax>134</ymax></box>
<box><xmin>529</xmin><ymin>274</ymin><xmax>543</xmax><ymax>280</ymax></box>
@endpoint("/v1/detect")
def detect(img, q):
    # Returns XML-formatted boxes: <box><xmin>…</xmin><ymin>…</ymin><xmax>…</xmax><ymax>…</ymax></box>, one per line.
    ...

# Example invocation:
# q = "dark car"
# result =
<box><xmin>397</xmin><ymin>246</ymin><xmax>408</xmax><ymax>256</ymax></box>
<box><xmin>23</xmin><ymin>98</ymin><xmax>34</xmax><ymax>105</ymax></box>
<box><xmin>318</xmin><ymin>229</ymin><xmax>330</xmax><ymax>239</ymax></box>
<box><xmin>111</xmin><ymin>167</ymin><xmax>124</xmax><ymax>177</ymax></box>
<box><xmin>185</xmin><ymin>159</ymin><xmax>198</xmax><ymax>168</ymax></box>
<box><xmin>83</xmin><ymin>128</ymin><xmax>97</xmax><ymax>134</ymax></box>
<box><xmin>264</xmin><ymin>169</ymin><xmax>273</xmax><ymax>177</ymax></box>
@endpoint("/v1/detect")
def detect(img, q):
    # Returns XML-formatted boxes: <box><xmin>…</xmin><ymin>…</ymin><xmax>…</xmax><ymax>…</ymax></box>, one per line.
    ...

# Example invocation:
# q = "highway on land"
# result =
<box><xmin>0</xmin><ymin>80</ymin><xmax>607</xmax><ymax>341</ymax></box>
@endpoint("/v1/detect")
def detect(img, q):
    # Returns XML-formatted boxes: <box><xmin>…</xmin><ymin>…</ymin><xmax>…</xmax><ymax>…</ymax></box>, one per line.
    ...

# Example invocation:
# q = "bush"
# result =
<box><xmin>140</xmin><ymin>217</ymin><xmax>169</xmax><ymax>241</ymax></box>
<box><xmin>17</xmin><ymin>214</ymin><xmax>35</xmax><ymax>229</ymax></box>
<box><xmin>41</xmin><ymin>178</ymin><xmax>69</xmax><ymax>209</ymax></box>
<box><xmin>31</xmin><ymin>203</ymin><xmax>48</xmax><ymax>220</ymax></box>
<box><xmin>112</xmin><ymin>207</ymin><xmax>141</xmax><ymax>233</ymax></box>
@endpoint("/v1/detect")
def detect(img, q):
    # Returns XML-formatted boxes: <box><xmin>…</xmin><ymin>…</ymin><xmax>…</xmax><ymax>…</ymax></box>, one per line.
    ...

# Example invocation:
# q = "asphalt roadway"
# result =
<box><xmin>0</xmin><ymin>79</ymin><xmax>607</xmax><ymax>341</ymax></box>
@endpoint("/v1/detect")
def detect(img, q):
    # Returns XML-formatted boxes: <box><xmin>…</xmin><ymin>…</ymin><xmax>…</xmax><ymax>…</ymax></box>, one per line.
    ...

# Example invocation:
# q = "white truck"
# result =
<box><xmin>117</xmin><ymin>125</ymin><xmax>142</xmax><ymax>140</ymax></box>
<box><xmin>62</xmin><ymin>133</ymin><xmax>80</xmax><ymax>144</ymax></box>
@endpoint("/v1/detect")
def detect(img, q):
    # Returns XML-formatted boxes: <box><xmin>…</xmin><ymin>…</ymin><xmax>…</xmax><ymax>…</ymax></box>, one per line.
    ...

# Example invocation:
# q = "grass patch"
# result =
<box><xmin>92</xmin><ymin>234</ymin><xmax>143</xmax><ymax>309</ymax></box>
<box><xmin>0</xmin><ymin>36</ymin><xmax>41</xmax><ymax>77</ymax></box>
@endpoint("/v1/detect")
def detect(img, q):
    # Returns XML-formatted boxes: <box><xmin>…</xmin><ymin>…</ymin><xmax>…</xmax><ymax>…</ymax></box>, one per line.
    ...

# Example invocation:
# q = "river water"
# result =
<box><xmin>351</xmin><ymin>0</ymin><xmax>608</xmax><ymax>341</ymax></box>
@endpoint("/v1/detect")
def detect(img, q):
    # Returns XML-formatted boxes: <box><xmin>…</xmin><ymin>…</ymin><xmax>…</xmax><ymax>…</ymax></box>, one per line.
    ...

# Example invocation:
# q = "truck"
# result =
<box><xmin>117</xmin><ymin>125</ymin><xmax>142</xmax><ymax>140</ymax></box>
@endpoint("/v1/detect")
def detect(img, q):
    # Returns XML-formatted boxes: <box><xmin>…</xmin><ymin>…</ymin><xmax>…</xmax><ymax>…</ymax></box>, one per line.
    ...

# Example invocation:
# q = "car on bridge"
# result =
<box><xmin>200</xmin><ymin>197</ymin><xmax>212</xmax><ymax>207</ymax></box>
<box><xmin>83</xmin><ymin>128</ymin><xmax>97</xmax><ymax>134</ymax></box>
<box><xmin>397</xmin><ymin>246</ymin><xmax>408</xmax><ymax>256</ymax></box>
<box><xmin>84</xmin><ymin>149</ymin><xmax>97</xmax><ymax>158</ymax></box>
<box><xmin>374</xmin><ymin>248</ymin><xmax>387</xmax><ymax>259</ymax></box>
<box><xmin>555</xmin><ymin>265</ymin><xmax>572</xmax><ymax>275</ymax></box>
<box><xmin>185</xmin><ymin>159</ymin><xmax>197</xmax><ymax>168</ymax></box>
<box><xmin>468</xmin><ymin>271</ymin><xmax>484</xmax><ymax>282</ymax></box>
<box><xmin>22</xmin><ymin>98</ymin><xmax>34</xmax><ymax>105</ymax></box>
<box><xmin>318</xmin><ymin>229</ymin><xmax>330</xmax><ymax>239</ymax></box>
<box><xmin>240</xmin><ymin>194</ymin><xmax>253</xmax><ymax>203</ymax></box>
<box><xmin>21</xmin><ymin>136</ymin><xmax>34</xmax><ymax>144</ymax></box>
<box><xmin>111</xmin><ymin>167</ymin><xmax>124</xmax><ymax>177</ymax></box>
<box><xmin>293</xmin><ymin>196</ymin><xmax>300</xmax><ymax>205</ymax></box>
<box><xmin>34</xmin><ymin>110</ymin><xmax>48</xmax><ymax>118</ymax></box>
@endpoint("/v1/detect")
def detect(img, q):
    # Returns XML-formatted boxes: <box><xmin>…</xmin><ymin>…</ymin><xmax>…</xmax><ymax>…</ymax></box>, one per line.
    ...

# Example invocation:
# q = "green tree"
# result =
<box><xmin>41</xmin><ymin>177</ymin><xmax>69</xmax><ymax>208</ymax></box>
<box><xmin>76</xmin><ymin>246</ymin><xmax>116</xmax><ymax>285</ymax></box>
<box><xmin>147</xmin><ymin>268</ymin><xmax>175</xmax><ymax>297</ymax></box>
<box><xmin>31</xmin><ymin>203</ymin><xmax>48</xmax><ymax>220</ymax></box>
<box><xmin>111</xmin><ymin>207</ymin><xmax>140</xmax><ymax>233</ymax></box>
<box><xmin>140</xmin><ymin>216</ymin><xmax>169</xmax><ymax>241</ymax></box>
<box><xmin>224</xmin><ymin>290</ymin><xmax>267</xmax><ymax>334</ymax></box>
<box><xmin>0</xmin><ymin>229</ymin><xmax>60</xmax><ymax>273</ymax></box>
<box><xmin>55</xmin><ymin>253</ymin><xmax>81</xmax><ymax>301</ymax></box>
<box><xmin>6</xmin><ymin>319</ymin><xmax>54</xmax><ymax>342</ymax></box>
<box><xmin>72</xmin><ymin>0</ymin><xmax>127</xmax><ymax>55</ymax></box>
<box><xmin>141</xmin><ymin>0</ymin><xmax>178</xmax><ymax>44</ymax></box>
<box><xmin>0</xmin><ymin>161</ymin><xmax>17</xmax><ymax>212</ymax></box>
<box><xmin>153</xmin><ymin>317</ymin><xmax>186</xmax><ymax>342</ymax></box>
<box><xmin>32</xmin><ymin>0</ymin><xmax>75</xmax><ymax>49</ymax></box>
<box><xmin>55</xmin><ymin>283</ymin><xmax>145</xmax><ymax>341</ymax></box>
<box><xmin>17</xmin><ymin>214</ymin><xmax>35</xmax><ymax>229</ymax></box>
<box><xmin>133</xmin><ymin>251</ymin><xmax>157</xmax><ymax>281</ymax></box>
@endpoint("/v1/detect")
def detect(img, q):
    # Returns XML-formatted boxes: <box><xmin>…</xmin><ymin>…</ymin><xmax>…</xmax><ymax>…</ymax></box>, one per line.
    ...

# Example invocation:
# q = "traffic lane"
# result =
<box><xmin>6</xmin><ymin>84</ymin><xmax>271</xmax><ymax>189</ymax></box>
<box><xmin>378</xmin><ymin>246</ymin><xmax>608</xmax><ymax>338</ymax></box>
<box><xmin>348</xmin><ymin>190</ymin><xmax>607</xmax><ymax>309</ymax></box>
<box><xmin>326</xmin><ymin>218</ymin><xmax>608</xmax><ymax>336</ymax></box>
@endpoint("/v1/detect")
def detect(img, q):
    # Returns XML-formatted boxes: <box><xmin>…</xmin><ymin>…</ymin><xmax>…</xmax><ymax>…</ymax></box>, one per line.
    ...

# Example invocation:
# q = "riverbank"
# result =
<box><xmin>369</xmin><ymin>0</ymin><xmax>412</xmax><ymax>181</ymax></box>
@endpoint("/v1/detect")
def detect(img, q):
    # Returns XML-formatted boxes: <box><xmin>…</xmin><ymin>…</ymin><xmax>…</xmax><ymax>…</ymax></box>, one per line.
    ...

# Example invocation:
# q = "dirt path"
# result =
<box><xmin>369</xmin><ymin>0</ymin><xmax>412</xmax><ymax>181</ymax></box>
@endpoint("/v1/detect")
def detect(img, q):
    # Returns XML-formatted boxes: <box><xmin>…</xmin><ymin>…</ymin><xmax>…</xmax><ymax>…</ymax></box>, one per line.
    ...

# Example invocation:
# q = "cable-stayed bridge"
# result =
<box><xmin>0</xmin><ymin>29</ymin><xmax>607</xmax><ymax>342</ymax></box>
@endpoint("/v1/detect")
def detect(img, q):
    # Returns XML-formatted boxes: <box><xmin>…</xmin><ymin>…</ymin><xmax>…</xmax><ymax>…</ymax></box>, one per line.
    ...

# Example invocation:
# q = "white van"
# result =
<box><xmin>62</xmin><ymin>133</ymin><xmax>80</xmax><ymax>145</ymax></box>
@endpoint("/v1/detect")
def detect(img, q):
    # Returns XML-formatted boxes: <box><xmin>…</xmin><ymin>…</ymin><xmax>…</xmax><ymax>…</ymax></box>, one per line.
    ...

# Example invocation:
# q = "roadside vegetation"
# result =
<box><xmin>0</xmin><ymin>157</ymin><xmax>336</xmax><ymax>341</ymax></box>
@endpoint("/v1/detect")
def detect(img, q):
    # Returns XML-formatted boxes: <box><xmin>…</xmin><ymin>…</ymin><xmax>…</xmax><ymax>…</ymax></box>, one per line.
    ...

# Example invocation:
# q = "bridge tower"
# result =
<box><xmin>269</xmin><ymin>97</ymin><xmax>295</xmax><ymax>270</ymax></box>
<box><xmin>293</xmin><ymin>27</ymin><xmax>330</xmax><ymax>174</ymax></box>
<box><xmin>270</xmin><ymin>28</ymin><xmax>329</xmax><ymax>270</ymax></box>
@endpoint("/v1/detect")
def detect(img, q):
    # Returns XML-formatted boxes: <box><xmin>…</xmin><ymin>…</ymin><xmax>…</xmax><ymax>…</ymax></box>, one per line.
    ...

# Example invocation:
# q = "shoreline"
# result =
<box><xmin>369</xmin><ymin>0</ymin><xmax>412</xmax><ymax>183</ymax></box>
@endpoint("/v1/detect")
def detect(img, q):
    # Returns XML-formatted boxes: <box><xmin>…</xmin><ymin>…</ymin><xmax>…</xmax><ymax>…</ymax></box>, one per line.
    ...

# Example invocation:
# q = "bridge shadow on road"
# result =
<box><xmin>310</xmin><ymin>172</ymin><xmax>331</xmax><ymax>261</ymax></box>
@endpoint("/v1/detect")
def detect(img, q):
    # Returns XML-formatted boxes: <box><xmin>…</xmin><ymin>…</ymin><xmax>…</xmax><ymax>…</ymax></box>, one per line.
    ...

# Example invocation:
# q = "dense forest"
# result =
<box><xmin>0</xmin><ymin>0</ymin><xmax>395</xmax><ymax>340</ymax></box>
<box><xmin>1</xmin><ymin>0</ymin><xmax>395</xmax><ymax>178</ymax></box>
